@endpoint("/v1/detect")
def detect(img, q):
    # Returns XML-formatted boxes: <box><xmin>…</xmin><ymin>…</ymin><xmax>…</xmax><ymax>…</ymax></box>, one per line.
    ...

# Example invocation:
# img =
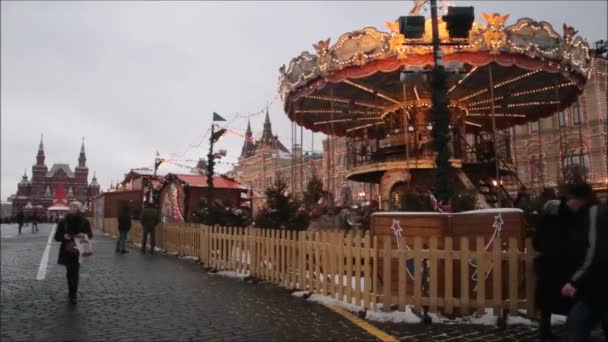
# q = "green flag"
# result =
<box><xmin>213</xmin><ymin>112</ymin><xmax>226</xmax><ymax>121</ymax></box>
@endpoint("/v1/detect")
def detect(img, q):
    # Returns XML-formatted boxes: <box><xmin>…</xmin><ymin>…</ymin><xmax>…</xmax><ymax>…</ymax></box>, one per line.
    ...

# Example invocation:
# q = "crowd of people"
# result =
<box><xmin>2</xmin><ymin>211</ymin><xmax>65</xmax><ymax>231</ymax></box>
<box><xmin>533</xmin><ymin>182</ymin><xmax>608</xmax><ymax>342</ymax></box>
<box><xmin>116</xmin><ymin>202</ymin><xmax>160</xmax><ymax>255</ymax></box>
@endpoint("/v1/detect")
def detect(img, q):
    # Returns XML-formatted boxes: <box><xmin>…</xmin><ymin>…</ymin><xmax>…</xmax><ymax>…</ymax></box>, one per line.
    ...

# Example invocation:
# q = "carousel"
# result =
<box><xmin>278</xmin><ymin>2</ymin><xmax>592</xmax><ymax>314</ymax></box>
<box><xmin>278</xmin><ymin>6</ymin><xmax>591</xmax><ymax>211</ymax></box>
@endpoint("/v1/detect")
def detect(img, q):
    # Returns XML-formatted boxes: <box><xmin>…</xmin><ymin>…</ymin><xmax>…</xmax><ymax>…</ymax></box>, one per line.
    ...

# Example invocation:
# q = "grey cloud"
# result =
<box><xmin>2</xmin><ymin>1</ymin><xmax>606</xmax><ymax>199</ymax></box>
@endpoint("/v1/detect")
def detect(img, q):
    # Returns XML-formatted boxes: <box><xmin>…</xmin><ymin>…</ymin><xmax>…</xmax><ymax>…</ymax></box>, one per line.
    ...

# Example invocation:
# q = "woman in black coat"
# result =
<box><xmin>533</xmin><ymin>199</ymin><xmax>575</xmax><ymax>341</ymax></box>
<box><xmin>54</xmin><ymin>202</ymin><xmax>92</xmax><ymax>305</ymax></box>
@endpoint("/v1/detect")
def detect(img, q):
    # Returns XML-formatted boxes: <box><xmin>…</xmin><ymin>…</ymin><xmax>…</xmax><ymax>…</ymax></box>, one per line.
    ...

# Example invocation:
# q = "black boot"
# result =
<box><xmin>539</xmin><ymin>312</ymin><xmax>554</xmax><ymax>341</ymax></box>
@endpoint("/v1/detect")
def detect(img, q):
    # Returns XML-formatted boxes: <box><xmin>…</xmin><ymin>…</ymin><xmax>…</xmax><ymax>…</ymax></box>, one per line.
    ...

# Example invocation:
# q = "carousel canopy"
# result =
<box><xmin>279</xmin><ymin>12</ymin><xmax>591</xmax><ymax>137</ymax></box>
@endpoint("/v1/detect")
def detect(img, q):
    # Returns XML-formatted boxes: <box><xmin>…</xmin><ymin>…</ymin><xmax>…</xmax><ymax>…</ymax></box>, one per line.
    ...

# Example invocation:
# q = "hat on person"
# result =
<box><xmin>69</xmin><ymin>201</ymin><xmax>83</xmax><ymax>212</ymax></box>
<box><xmin>565</xmin><ymin>183</ymin><xmax>594</xmax><ymax>201</ymax></box>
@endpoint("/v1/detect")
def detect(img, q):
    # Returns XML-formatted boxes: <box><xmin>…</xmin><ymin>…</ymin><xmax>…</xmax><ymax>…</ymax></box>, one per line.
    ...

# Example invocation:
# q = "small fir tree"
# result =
<box><xmin>303</xmin><ymin>175</ymin><xmax>324</xmax><ymax>211</ymax></box>
<box><xmin>255</xmin><ymin>176</ymin><xmax>309</xmax><ymax>230</ymax></box>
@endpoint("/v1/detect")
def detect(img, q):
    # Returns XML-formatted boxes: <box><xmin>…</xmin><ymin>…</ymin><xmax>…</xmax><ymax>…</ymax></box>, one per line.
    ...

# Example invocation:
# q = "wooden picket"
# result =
<box><xmin>99</xmin><ymin>218</ymin><xmax>538</xmax><ymax>320</ymax></box>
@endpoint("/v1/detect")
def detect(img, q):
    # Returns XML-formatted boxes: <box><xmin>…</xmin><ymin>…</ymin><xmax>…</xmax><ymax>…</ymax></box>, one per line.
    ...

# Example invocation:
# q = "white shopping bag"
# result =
<box><xmin>74</xmin><ymin>234</ymin><xmax>93</xmax><ymax>263</ymax></box>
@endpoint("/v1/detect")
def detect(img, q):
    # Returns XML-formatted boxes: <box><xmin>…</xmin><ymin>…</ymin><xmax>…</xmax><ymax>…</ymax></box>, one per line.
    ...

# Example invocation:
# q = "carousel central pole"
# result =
<box><xmin>430</xmin><ymin>0</ymin><xmax>452</xmax><ymax>204</ymax></box>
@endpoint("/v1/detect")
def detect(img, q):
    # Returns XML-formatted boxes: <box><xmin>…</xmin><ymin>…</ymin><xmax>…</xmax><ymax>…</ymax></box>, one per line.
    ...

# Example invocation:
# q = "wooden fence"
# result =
<box><xmin>100</xmin><ymin>218</ymin><xmax>536</xmax><ymax>318</ymax></box>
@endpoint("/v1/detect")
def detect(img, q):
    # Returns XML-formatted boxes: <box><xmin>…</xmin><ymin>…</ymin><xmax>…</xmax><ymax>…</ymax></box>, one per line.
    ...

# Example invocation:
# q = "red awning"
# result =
<box><xmin>174</xmin><ymin>174</ymin><xmax>245</xmax><ymax>190</ymax></box>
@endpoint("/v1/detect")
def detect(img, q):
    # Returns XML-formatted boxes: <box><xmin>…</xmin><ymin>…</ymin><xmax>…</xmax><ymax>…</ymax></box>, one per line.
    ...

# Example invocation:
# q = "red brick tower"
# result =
<box><xmin>74</xmin><ymin>137</ymin><xmax>89</xmax><ymax>201</ymax></box>
<box><xmin>31</xmin><ymin>135</ymin><xmax>48</xmax><ymax>203</ymax></box>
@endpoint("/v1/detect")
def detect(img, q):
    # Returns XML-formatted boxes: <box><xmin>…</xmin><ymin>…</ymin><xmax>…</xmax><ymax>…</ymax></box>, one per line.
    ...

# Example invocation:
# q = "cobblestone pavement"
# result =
<box><xmin>373</xmin><ymin>321</ymin><xmax>563</xmax><ymax>342</ymax></box>
<box><xmin>1</xmin><ymin>224</ymin><xmax>375</xmax><ymax>342</ymax></box>
<box><xmin>1</xmin><ymin>224</ymin><xmax>605</xmax><ymax>342</ymax></box>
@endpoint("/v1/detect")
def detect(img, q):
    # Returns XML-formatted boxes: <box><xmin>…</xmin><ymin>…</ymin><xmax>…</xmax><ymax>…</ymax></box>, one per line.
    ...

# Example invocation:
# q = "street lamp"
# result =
<box><xmin>207</xmin><ymin>112</ymin><xmax>227</xmax><ymax>208</ymax></box>
<box><xmin>398</xmin><ymin>0</ymin><xmax>474</xmax><ymax>204</ymax></box>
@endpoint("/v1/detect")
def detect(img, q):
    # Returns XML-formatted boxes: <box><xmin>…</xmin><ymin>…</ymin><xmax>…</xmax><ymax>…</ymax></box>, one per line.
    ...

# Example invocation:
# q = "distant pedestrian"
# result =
<box><xmin>559</xmin><ymin>183</ymin><xmax>608</xmax><ymax>342</ymax></box>
<box><xmin>16</xmin><ymin>211</ymin><xmax>25</xmax><ymax>234</ymax></box>
<box><xmin>54</xmin><ymin>201</ymin><xmax>92</xmax><ymax>305</ymax></box>
<box><xmin>31</xmin><ymin>214</ymin><xmax>39</xmax><ymax>233</ymax></box>
<box><xmin>533</xmin><ymin>198</ymin><xmax>573</xmax><ymax>341</ymax></box>
<box><xmin>116</xmin><ymin>205</ymin><xmax>132</xmax><ymax>254</ymax></box>
<box><xmin>140</xmin><ymin>204</ymin><xmax>160</xmax><ymax>255</ymax></box>
<box><xmin>514</xmin><ymin>188</ymin><xmax>531</xmax><ymax>213</ymax></box>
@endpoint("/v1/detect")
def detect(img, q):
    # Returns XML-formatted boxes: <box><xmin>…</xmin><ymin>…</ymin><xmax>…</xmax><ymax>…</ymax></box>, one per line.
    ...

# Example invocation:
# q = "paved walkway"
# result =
<box><xmin>1</xmin><ymin>224</ymin><xmax>374</xmax><ymax>341</ymax></box>
<box><xmin>1</xmin><ymin>224</ymin><xmax>604</xmax><ymax>342</ymax></box>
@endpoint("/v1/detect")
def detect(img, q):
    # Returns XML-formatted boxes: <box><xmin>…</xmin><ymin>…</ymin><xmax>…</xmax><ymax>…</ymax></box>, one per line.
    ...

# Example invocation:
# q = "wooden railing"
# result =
<box><xmin>100</xmin><ymin>218</ymin><xmax>536</xmax><ymax>318</ymax></box>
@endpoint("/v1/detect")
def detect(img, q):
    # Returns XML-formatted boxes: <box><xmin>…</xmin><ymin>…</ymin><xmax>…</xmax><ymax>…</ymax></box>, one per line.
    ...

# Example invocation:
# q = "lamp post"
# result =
<box><xmin>429</xmin><ymin>0</ymin><xmax>451</xmax><ymax>204</ymax></box>
<box><xmin>206</xmin><ymin>123</ymin><xmax>216</xmax><ymax>207</ymax></box>
<box><xmin>398</xmin><ymin>0</ymin><xmax>474</xmax><ymax>204</ymax></box>
<box><xmin>207</xmin><ymin>112</ymin><xmax>227</xmax><ymax>208</ymax></box>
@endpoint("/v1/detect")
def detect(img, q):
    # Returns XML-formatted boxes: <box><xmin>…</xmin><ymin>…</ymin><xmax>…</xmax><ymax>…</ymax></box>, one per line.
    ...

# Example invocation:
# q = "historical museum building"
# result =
<box><xmin>234</xmin><ymin>110</ymin><xmax>323</xmax><ymax>195</ymax></box>
<box><xmin>12</xmin><ymin>137</ymin><xmax>100</xmax><ymax>215</ymax></box>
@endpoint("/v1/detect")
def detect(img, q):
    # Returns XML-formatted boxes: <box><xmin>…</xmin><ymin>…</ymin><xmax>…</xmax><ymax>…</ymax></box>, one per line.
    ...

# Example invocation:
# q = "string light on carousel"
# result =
<box><xmin>278</xmin><ymin>0</ymin><xmax>592</xmax><ymax>317</ymax></box>
<box><xmin>278</xmin><ymin>1</ymin><xmax>591</xmax><ymax>210</ymax></box>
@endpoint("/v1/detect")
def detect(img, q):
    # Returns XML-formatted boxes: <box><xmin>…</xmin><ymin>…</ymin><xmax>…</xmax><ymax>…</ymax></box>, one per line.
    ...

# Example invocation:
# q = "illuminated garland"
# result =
<box><xmin>169</xmin><ymin>183</ymin><xmax>184</xmax><ymax>222</ymax></box>
<box><xmin>595</xmin><ymin>59</ymin><xmax>608</xmax><ymax>182</ymax></box>
<box><xmin>170</xmin><ymin>96</ymin><xmax>279</xmax><ymax>159</ymax></box>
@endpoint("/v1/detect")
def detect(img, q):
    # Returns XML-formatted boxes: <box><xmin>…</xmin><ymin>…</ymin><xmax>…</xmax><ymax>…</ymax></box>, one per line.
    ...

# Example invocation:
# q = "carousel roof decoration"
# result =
<box><xmin>278</xmin><ymin>9</ymin><xmax>592</xmax><ymax>136</ymax></box>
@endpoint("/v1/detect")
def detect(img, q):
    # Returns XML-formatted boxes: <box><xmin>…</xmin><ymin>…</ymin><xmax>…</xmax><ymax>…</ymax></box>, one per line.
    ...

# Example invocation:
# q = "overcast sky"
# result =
<box><xmin>1</xmin><ymin>1</ymin><xmax>606</xmax><ymax>200</ymax></box>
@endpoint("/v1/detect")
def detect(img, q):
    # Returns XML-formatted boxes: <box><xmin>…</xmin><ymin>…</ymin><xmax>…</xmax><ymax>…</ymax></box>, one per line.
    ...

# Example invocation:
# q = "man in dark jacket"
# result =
<box><xmin>31</xmin><ymin>213</ymin><xmax>39</xmax><ymax>233</ymax></box>
<box><xmin>559</xmin><ymin>183</ymin><xmax>608</xmax><ymax>342</ymax></box>
<box><xmin>54</xmin><ymin>201</ymin><xmax>92</xmax><ymax>305</ymax></box>
<box><xmin>116</xmin><ymin>205</ymin><xmax>132</xmax><ymax>254</ymax></box>
<box><xmin>140</xmin><ymin>204</ymin><xmax>159</xmax><ymax>255</ymax></box>
<box><xmin>16</xmin><ymin>211</ymin><xmax>24</xmax><ymax>234</ymax></box>
<box><xmin>533</xmin><ymin>198</ymin><xmax>574</xmax><ymax>341</ymax></box>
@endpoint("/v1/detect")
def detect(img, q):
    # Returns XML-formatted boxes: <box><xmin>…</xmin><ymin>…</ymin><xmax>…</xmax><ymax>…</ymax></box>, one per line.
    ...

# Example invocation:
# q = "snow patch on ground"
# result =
<box><xmin>468</xmin><ymin>309</ymin><xmax>498</xmax><ymax>325</ymax></box>
<box><xmin>427</xmin><ymin>309</ymin><xmax>539</xmax><ymax>326</ymax></box>
<box><xmin>179</xmin><ymin>256</ymin><xmax>199</xmax><ymax>261</ymax></box>
<box><xmin>519</xmin><ymin>310</ymin><xmax>566</xmax><ymax>326</ymax></box>
<box><xmin>307</xmin><ymin>293</ymin><xmax>363</xmax><ymax>313</ymax></box>
<box><xmin>507</xmin><ymin>315</ymin><xmax>538</xmax><ymax>326</ymax></box>
<box><xmin>293</xmin><ymin>292</ymin><xmax>421</xmax><ymax>324</ymax></box>
<box><xmin>215</xmin><ymin>271</ymin><xmax>250</xmax><ymax>280</ymax></box>
<box><xmin>291</xmin><ymin>291</ymin><xmax>310</xmax><ymax>298</ymax></box>
<box><xmin>290</xmin><ymin>291</ymin><xmax>551</xmax><ymax>327</ymax></box>
<box><xmin>366</xmin><ymin>306</ymin><xmax>421</xmax><ymax>324</ymax></box>
<box><xmin>551</xmin><ymin>314</ymin><xmax>567</xmax><ymax>325</ymax></box>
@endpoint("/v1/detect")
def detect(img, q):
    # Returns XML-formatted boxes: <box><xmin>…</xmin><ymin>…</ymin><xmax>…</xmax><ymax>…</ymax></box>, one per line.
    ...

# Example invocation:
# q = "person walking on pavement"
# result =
<box><xmin>54</xmin><ymin>201</ymin><xmax>92</xmax><ymax>305</ymax></box>
<box><xmin>16</xmin><ymin>211</ymin><xmax>25</xmax><ymax>234</ymax></box>
<box><xmin>31</xmin><ymin>213</ymin><xmax>39</xmax><ymax>233</ymax></box>
<box><xmin>140</xmin><ymin>203</ymin><xmax>160</xmax><ymax>255</ymax></box>
<box><xmin>533</xmin><ymin>198</ymin><xmax>574</xmax><ymax>341</ymax></box>
<box><xmin>559</xmin><ymin>183</ymin><xmax>608</xmax><ymax>342</ymax></box>
<box><xmin>116</xmin><ymin>205</ymin><xmax>132</xmax><ymax>254</ymax></box>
